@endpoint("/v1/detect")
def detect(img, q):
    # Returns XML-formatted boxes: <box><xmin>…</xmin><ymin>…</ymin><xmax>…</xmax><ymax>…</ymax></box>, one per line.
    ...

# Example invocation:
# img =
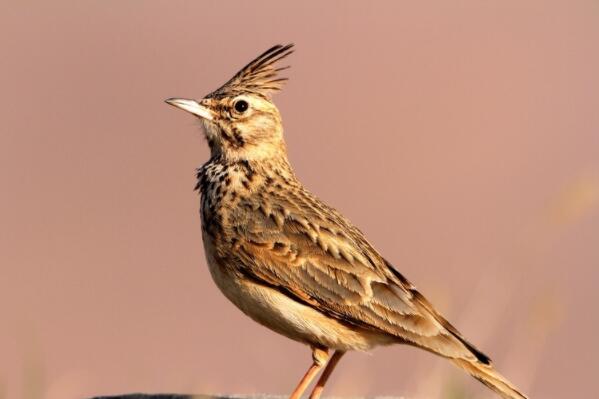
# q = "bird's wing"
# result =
<box><xmin>226</xmin><ymin>188</ymin><xmax>490</xmax><ymax>363</ymax></box>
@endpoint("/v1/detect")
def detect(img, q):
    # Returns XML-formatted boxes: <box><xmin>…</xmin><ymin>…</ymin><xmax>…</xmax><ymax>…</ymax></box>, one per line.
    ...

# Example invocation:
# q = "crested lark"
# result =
<box><xmin>166</xmin><ymin>44</ymin><xmax>527</xmax><ymax>399</ymax></box>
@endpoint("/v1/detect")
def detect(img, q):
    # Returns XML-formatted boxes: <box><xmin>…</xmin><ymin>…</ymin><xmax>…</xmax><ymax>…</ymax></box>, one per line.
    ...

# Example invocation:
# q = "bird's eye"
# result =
<box><xmin>234</xmin><ymin>100</ymin><xmax>249</xmax><ymax>113</ymax></box>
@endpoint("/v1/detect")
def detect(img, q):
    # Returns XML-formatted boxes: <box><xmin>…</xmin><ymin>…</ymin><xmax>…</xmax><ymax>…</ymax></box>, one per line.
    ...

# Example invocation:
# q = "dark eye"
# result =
<box><xmin>234</xmin><ymin>100</ymin><xmax>249</xmax><ymax>113</ymax></box>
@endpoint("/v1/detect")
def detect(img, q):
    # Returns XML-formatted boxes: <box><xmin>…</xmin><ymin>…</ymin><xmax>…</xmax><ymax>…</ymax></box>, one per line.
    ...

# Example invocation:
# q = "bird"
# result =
<box><xmin>165</xmin><ymin>44</ymin><xmax>528</xmax><ymax>399</ymax></box>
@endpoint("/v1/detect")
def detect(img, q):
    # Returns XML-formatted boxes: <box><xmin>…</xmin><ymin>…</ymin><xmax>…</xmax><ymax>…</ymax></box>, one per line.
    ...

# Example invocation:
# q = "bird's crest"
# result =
<box><xmin>208</xmin><ymin>44</ymin><xmax>294</xmax><ymax>99</ymax></box>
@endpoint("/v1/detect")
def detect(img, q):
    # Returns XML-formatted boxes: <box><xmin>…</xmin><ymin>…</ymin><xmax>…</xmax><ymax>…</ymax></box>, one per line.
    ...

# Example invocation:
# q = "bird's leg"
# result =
<box><xmin>308</xmin><ymin>350</ymin><xmax>346</xmax><ymax>399</ymax></box>
<box><xmin>289</xmin><ymin>346</ymin><xmax>330</xmax><ymax>399</ymax></box>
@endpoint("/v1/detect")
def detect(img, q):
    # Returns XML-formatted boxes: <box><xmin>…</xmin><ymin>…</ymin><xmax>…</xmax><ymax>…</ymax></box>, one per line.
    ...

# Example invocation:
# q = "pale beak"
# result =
<box><xmin>165</xmin><ymin>98</ymin><xmax>214</xmax><ymax>121</ymax></box>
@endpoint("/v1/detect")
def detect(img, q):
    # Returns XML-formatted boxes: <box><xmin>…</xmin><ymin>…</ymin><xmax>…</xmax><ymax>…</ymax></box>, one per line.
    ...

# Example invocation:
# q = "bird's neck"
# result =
<box><xmin>196</xmin><ymin>153</ymin><xmax>297</xmax><ymax>194</ymax></box>
<box><xmin>214</xmin><ymin>141</ymin><xmax>288</xmax><ymax>163</ymax></box>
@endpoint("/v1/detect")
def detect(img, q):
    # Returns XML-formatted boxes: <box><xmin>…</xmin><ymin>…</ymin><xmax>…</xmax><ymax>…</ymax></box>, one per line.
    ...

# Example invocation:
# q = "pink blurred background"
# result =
<box><xmin>1</xmin><ymin>1</ymin><xmax>598</xmax><ymax>398</ymax></box>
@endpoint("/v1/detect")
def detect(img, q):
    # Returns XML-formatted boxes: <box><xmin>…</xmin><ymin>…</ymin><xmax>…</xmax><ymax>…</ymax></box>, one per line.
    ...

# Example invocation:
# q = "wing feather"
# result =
<box><xmin>224</xmin><ymin>186</ymin><xmax>489</xmax><ymax>362</ymax></box>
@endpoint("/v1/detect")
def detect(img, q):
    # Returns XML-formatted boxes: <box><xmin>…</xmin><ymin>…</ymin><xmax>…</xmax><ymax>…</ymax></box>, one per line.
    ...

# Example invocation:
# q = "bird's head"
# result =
<box><xmin>166</xmin><ymin>44</ymin><xmax>294</xmax><ymax>162</ymax></box>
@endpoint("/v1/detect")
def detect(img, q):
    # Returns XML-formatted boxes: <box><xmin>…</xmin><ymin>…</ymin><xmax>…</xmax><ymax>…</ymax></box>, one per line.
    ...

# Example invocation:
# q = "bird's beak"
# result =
<box><xmin>165</xmin><ymin>98</ymin><xmax>214</xmax><ymax>121</ymax></box>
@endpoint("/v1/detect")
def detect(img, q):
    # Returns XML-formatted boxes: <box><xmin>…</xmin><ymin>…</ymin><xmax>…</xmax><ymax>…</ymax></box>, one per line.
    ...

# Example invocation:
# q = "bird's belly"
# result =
<box><xmin>202</xmin><ymin>238</ymin><xmax>393</xmax><ymax>351</ymax></box>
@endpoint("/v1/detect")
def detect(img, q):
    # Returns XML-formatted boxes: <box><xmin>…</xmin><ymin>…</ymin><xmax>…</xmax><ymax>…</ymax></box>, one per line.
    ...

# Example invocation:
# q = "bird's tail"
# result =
<box><xmin>452</xmin><ymin>358</ymin><xmax>528</xmax><ymax>399</ymax></box>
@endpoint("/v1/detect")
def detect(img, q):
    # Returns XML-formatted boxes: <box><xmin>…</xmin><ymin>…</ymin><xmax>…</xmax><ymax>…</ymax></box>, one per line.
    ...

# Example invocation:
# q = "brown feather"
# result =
<box><xmin>208</xmin><ymin>44</ymin><xmax>294</xmax><ymax>99</ymax></box>
<box><xmin>453</xmin><ymin>358</ymin><xmax>528</xmax><ymax>399</ymax></box>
